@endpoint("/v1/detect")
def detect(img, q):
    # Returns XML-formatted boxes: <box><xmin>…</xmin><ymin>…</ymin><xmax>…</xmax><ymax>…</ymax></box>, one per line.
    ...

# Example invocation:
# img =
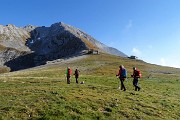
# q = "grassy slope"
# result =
<box><xmin>0</xmin><ymin>54</ymin><xmax>179</xmax><ymax>120</ymax></box>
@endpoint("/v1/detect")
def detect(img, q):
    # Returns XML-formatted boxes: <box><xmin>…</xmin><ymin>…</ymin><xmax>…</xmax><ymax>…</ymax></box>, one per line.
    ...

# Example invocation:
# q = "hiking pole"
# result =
<box><xmin>64</xmin><ymin>74</ymin><xmax>66</xmax><ymax>83</ymax></box>
<box><xmin>126</xmin><ymin>77</ymin><xmax>129</xmax><ymax>81</ymax></box>
<box><xmin>118</xmin><ymin>79</ymin><xmax>120</xmax><ymax>89</ymax></box>
<box><xmin>116</xmin><ymin>76</ymin><xmax>120</xmax><ymax>89</ymax></box>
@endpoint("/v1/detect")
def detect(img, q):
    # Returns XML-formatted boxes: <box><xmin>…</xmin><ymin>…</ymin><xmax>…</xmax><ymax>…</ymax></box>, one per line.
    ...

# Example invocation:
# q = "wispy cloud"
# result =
<box><xmin>148</xmin><ymin>45</ymin><xmax>153</xmax><ymax>49</ymax></box>
<box><xmin>158</xmin><ymin>57</ymin><xmax>180</xmax><ymax>68</ymax></box>
<box><xmin>160</xmin><ymin>58</ymin><xmax>166</xmax><ymax>66</ymax></box>
<box><xmin>132</xmin><ymin>47</ymin><xmax>142</xmax><ymax>57</ymax></box>
<box><xmin>126</xmin><ymin>20</ymin><xmax>133</xmax><ymax>30</ymax></box>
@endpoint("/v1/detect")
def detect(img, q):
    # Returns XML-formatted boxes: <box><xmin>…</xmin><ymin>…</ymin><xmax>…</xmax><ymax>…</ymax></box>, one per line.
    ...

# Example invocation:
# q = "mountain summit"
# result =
<box><xmin>25</xmin><ymin>22</ymin><xmax>127</xmax><ymax>57</ymax></box>
<box><xmin>0</xmin><ymin>22</ymin><xmax>127</xmax><ymax>71</ymax></box>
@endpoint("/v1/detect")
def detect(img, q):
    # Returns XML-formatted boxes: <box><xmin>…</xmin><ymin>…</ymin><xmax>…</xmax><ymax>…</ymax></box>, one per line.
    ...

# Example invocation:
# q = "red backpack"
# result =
<box><xmin>137</xmin><ymin>70</ymin><xmax>142</xmax><ymax>78</ymax></box>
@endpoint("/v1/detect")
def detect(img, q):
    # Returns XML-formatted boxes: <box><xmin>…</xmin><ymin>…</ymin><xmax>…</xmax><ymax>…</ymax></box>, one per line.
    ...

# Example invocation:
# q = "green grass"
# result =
<box><xmin>0</xmin><ymin>54</ymin><xmax>179</xmax><ymax>120</ymax></box>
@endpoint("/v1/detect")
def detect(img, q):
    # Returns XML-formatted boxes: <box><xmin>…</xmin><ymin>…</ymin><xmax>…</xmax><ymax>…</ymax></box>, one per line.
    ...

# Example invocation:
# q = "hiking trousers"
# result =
<box><xmin>75</xmin><ymin>77</ymin><xmax>78</xmax><ymax>84</ymax></box>
<box><xmin>67</xmin><ymin>75</ymin><xmax>71</xmax><ymax>84</ymax></box>
<box><xmin>120</xmin><ymin>78</ymin><xmax>126</xmax><ymax>91</ymax></box>
<box><xmin>133</xmin><ymin>78</ymin><xmax>140</xmax><ymax>91</ymax></box>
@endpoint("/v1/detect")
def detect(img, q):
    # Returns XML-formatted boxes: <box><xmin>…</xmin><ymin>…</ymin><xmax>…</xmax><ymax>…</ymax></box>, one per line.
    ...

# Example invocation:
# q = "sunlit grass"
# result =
<box><xmin>0</xmin><ymin>53</ymin><xmax>179</xmax><ymax>119</ymax></box>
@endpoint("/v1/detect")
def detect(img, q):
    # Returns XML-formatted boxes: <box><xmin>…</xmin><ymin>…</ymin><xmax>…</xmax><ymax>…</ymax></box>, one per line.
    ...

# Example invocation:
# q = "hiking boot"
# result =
<box><xmin>135</xmin><ymin>87</ymin><xmax>137</xmax><ymax>91</ymax></box>
<box><xmin>138</xmin><ymin>87</ymin><xmax>141</xmax><ymax>91</ymax></box>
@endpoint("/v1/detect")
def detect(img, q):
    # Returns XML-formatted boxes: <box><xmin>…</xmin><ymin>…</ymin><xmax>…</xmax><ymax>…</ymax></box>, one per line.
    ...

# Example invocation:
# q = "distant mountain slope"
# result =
<box><xmin>51</xmin><ymin>22</ymin><xmax>128</xmax><ymax>57</ymax></box>
<box><xmin>0</xmin><ymin>22</ymin><xmax>128</xmax><ymax>71</ymax></box>
<box><xmin>25</xmin><ymin>22</ymin><xmax>127</xmax><ymax>57</ymax></box>
<box><xmin>0</xmin><ymin>24</ymin><xmax>30</xmax><ymax>51</ymax></box>
<box><xmin>0</xmin><ymin>24</ymin><xmax>31</xmax><ymax>66</ymax></box>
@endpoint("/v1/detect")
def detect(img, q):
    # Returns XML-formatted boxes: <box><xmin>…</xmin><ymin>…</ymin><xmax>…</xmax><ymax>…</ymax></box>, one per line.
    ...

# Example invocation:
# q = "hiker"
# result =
<box><xmin>131</xmin><ymin>67</ymin><xmax>141</xmax><ymax>91</ymax></box>
<box><xmin>74</xmin><ymin>69</ymin><xmax>80</xmax><ymax>84</ymax></box>
<box><xmin>116</xmin><ymin>65</ymin><xmax>127</xmax><ymax>91</ymax></box>
<box><xmin>66</xmin><ymin>67</ymin><xmax>72</xmax><ymax>84</ymax></box>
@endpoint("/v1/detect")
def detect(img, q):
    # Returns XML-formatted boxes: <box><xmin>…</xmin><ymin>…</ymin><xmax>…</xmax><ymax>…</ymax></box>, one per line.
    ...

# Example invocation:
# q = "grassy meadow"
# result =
<box><xmin>0</xmin><ymin>54</ymin><xmax>179</xmax><ymax>120</ymax></box>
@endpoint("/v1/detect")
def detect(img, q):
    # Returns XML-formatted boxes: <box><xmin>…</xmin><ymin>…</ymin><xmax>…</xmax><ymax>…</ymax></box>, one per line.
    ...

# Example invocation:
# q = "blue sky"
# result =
<box><xmin>1</xmin><ymin>0</ymin><xmax>180</xmax><ymax>68</ymax></box>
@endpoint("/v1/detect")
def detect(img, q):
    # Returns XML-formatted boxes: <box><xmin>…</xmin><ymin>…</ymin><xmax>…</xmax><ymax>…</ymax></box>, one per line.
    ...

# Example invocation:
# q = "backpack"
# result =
<box><xmin>137</xmin><ymin>70</ymin><xmax>142</xmax><ymax>78</ymax></box>
<box><xmin>66</xmin><ymin>68</ymin><xmax>72</xmax><ymax>76</ymax></box>
<box><xmin>121</xmin><ymin>68</ymin><xmax>127</xmax><ymax>78</ymax></box>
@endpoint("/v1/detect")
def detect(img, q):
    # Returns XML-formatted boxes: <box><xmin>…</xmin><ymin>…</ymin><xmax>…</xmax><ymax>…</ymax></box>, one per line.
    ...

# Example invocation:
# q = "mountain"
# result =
<box><xmin>0</xmin><ymin>22</ymin><xmax>128</xmax><ymax>71</ymax></box>
<box><xmin>0</xmin><ymin>23</ymin><xmax>179</xmax><ymax>120</ymax></box>
<box><xmin>25</xmin><ymin>22</ymin><xmax>127</xmax><ymax>57</ymax></box>
<box><xmin>0</xmin><ymin>24</ymin><xmax>31</xmax><ymax>68</ymax></box>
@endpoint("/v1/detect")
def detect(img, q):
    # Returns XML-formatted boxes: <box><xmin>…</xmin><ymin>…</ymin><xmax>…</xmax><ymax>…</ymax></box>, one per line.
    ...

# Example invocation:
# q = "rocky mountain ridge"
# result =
<box><xmin>0</xmin><ymin>22</ymin><xmax>128</xmax><ymax>71</ymax></box>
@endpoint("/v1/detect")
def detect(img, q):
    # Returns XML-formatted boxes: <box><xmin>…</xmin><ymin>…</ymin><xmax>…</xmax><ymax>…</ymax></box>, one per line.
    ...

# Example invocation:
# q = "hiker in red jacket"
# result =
<box><xmin>116</xmin><ymin>65</ymin><xmax>127</xmax><ymax>91</ymax></box>
<box><xmin>74</xmin><ymin>69</ymin><xmax>80</xmax><ymax>84</ymax></box>
<box><xmin>131</xmin><ymin>67</ymin><xmax>141</xmax><ymax>91</ymax></box>
<box><xmin>66</xmin><ymin>67</ymin><xmax>72</xmax><ymax>84</ymax></box>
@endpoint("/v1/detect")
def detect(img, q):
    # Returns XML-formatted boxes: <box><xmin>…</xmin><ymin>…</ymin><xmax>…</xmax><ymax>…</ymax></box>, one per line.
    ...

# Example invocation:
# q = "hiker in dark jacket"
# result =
<box><xmin>66</xmin><ymin>67</ymin><xmax>72</xmax><ymax>84</ymax></box>
<box><xmin>116</xmin><ymin>65</ymin><xmax>127</xmax><ymax>91</ymax></box>
<box><xmin>131</xmin><ymin>67</ymin><xmax>141</xmax><ymax>91</ymax></box>
<box><xmin>74</xmin><ymin>69</ymin><xmax>80</xmax><ymax>84</ymax></box>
